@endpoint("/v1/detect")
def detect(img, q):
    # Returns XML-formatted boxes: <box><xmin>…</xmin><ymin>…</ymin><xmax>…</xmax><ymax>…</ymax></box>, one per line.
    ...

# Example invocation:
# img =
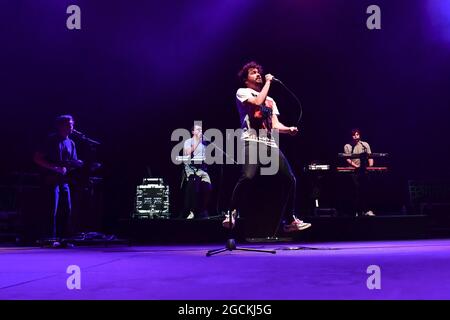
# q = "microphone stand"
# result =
<box><xmin>358</xmin><ymin>142</ymin><xmax>368</xmax><ymax>172</ymax></box>
<box><xmin>74</xmin><ymin>132</ymin><xmax>101</xmax><ymax>146</ymax></box>
<box><xmin>201</xmin><ymin>133</ymin><xmax>232</xmax><ymax>218</ymax></box>
<box><xmin>71</xmin><ymin>131</ymin><xmax>103</xmax><ymax>241</ymax></box>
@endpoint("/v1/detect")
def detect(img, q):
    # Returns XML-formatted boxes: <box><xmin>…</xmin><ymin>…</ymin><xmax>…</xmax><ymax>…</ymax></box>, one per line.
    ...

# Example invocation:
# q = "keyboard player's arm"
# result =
<box><xmin>344</xmin><ymin>144</ymin><xmax>359</xmax><ymax>168</ymax></box>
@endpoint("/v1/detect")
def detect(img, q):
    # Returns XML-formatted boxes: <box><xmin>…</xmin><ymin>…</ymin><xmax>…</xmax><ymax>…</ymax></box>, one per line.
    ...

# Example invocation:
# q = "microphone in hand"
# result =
<box><xmin>272</xmin><ymin>77</ymin><xmax>282</xmax><ymax>84</ymax></box>
<box><xmin>266</xmin><ymin>73</ymin><xmax>283</xmax><ymax>84</ymax></box>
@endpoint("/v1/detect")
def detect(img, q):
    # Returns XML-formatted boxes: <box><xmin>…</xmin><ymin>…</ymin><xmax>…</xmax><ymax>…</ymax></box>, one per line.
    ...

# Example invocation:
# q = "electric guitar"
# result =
<box><xmin>42</xmin><ymin>159</ymin><xmax>84</xmax><ymax>185</ymax></box>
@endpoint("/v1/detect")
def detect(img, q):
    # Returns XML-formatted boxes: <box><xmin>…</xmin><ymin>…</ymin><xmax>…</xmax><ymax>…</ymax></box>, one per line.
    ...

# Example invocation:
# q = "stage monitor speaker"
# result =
<box><xmin>133</xmin><ymin>178</ymin><xmax>170</xmax><ymax>219</ymax></box>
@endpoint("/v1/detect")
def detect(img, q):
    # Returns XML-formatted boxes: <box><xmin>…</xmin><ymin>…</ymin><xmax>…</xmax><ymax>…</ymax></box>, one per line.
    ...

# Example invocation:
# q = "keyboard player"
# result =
<box><xmin>180</xmin><ymin>124</ymin><xmax>211</xmax><ymax>219</ymax></box>
<box><xmin>343</xmin><ymin>128</ymin><xmax>375</xmax><ymax>217</ymax></box>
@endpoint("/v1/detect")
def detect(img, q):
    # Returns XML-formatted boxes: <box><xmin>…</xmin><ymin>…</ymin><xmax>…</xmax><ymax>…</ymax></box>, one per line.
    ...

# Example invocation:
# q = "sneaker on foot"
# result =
<box><xmin>52</xmin><ymin>241</ymin><xmax>62</xmax><ymax>248</ymax></box>
<box><xmin>283</xmin><ymin>216</ymin><xmax>312</xmax><ymax>232</ymax></box>
<box><xmin>186</xmin><ymin>211</ymin><xmax>194</xmax><ymax>219</ymax></box>
<box><xmin>222</xmin><ymin>210</ymin><xmax>237</xmax><ymax>229</ymax></box>
<box><xmin>363</xmin><ymin>210</ymin><xmax>375</xmax><ymax>216</ymax></box>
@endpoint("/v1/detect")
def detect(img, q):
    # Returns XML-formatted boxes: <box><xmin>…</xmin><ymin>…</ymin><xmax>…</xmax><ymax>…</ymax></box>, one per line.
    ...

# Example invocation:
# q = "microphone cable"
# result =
<box><xmin>274</xmin><ymin>79</ymin><xmax>303</xmax><ymax>127</ymax></box>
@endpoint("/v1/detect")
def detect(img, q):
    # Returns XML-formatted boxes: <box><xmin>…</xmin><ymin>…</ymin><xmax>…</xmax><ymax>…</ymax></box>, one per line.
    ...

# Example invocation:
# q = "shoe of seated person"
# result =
<box><xmin>222</xmin><ymin>210</ymin><xmax>237</xmax><ymax>229</ymax></box>
<box><xmin>283</xmin><ymin>216</ymin><xmax>312</xmax><ymax>232</ymax></box>
<box><xmin>186</xmin><ymin>211</ymin><xmax>194</xmax><ymax>219</ymax></box>
<box><xmin>52</xmin><ymin>241</ymin><xmax>62</xmax><ymax>248</ymax></box>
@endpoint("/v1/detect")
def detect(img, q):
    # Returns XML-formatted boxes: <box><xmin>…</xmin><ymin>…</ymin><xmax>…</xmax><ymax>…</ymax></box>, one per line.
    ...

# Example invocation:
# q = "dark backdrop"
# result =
<box><xmin>2</xmin><ymin>0</ymin><xmax>450</xmax><ymax>231</ymax></box>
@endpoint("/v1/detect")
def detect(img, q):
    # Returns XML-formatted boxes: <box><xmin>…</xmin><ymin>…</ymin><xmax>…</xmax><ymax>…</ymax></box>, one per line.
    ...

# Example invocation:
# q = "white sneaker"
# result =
<box><xmin>186</xmin><ymin>211</ymin><xmax>194</xmax><ymax>219</ymax></box>
<box><xmin>283</xmin><ymin>216</ymin><xmax>312</xmax><ymax>232</ymax></box>
<box><xmin>363</xmin><ymin>210</ymin><xmax>375</xmax><ymax>216</ymax></box>
<box><xmin>52</xmin><ymin>241</ymin><xmax>61</xmax><ymax>248</ymax></box>
<box><xmin>222</xmin><ymin>210</ymin><xmax>237</xmax><ymax>229</ymax></box>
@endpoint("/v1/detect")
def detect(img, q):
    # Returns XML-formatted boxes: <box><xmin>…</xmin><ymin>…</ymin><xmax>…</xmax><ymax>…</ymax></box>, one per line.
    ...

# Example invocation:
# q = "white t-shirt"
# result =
<box><xmin>236</xmin><ymin>88</ymin><xmax>280</xmax><ymax>147</ymax></box>
<box><xmin>184</xmin><ymin>138</ymin><xmax>205</xmax><ymax>158</ymax></box>
<box><xmin>344</xmin><ymin>141</ymin><xmax>372</xmax><ymax>166</ymax></box>
<box><xmin>183</xmin><ymin>138</ymin><xmax>207</xmax><ymax>174</ymax></box>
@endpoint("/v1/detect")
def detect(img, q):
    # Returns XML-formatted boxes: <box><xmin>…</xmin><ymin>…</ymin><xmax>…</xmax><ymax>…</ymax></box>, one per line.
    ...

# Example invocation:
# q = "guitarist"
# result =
<box><xmin>33</xmin><ymin>115</ymin><xmax>83</xmax><ymax>244</ymax></box>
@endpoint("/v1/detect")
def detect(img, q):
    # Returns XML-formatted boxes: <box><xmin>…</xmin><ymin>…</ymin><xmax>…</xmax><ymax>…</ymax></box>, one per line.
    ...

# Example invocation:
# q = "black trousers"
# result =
<box><xmin>351</xmin><ymin>172</ymin><xmax>371</xmax><ymax>214</ymax></box>
<box><xmin>230</xmin><ymin>142</ymin><xmax>297</xmax><ymax>224</ymax></box>
<box><xmin>182</xmin><ymin>173</ymin><xmax>211</xmax><ymax>219</ymax></box>
<box><xmin>44</xmin><ymin>183</ymin><xmax>73</xmax><ymax>239</ymax></box>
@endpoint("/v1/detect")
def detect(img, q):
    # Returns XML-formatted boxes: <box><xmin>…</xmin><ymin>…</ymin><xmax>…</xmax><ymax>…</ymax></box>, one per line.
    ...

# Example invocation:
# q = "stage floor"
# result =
<box><xmin>1</xmin><ymin>239</ymin><xmax>450</xmax><ymax>300</ymax></box>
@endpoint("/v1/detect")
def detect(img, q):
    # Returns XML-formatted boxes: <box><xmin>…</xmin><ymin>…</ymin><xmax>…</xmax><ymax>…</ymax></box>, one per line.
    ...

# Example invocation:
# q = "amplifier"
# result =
<box><xmin>142</xmin><ymin>178</ymin><xmax>164</xmax><ymax>185</ymax></box>
<box><xmin>133</xmin><ymin>182</ymin><xmax>170</xmax><ymax>219</ymax></box>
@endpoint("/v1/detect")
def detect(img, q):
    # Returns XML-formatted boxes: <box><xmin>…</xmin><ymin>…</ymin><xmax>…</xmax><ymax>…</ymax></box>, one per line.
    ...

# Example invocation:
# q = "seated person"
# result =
<box><xmin>181</xmin><ymin>124</ymin><xmax>211</xmax><ymax>219</ymax></box>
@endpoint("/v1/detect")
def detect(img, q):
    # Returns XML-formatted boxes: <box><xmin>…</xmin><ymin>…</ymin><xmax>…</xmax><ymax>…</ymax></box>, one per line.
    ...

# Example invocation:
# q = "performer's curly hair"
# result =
<box><xmin>237</xmin><ymin>61</ymin><xmax>263</xmax><ymax>86</ymax></box>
